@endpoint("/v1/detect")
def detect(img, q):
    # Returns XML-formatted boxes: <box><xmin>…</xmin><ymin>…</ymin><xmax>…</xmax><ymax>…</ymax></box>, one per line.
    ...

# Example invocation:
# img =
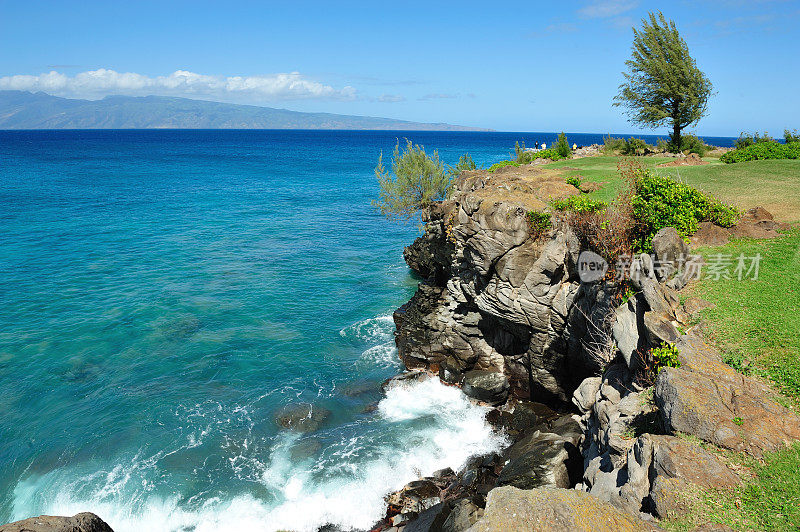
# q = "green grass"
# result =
<box><xmin>544</xmin><ymin>157</ymin><xmax>800</xmax><ymax>222</ymax></box>
<box><xmin>690</xmin><ymin>229</ymin><xmax>800</xmax><ymax>401</ymax></box>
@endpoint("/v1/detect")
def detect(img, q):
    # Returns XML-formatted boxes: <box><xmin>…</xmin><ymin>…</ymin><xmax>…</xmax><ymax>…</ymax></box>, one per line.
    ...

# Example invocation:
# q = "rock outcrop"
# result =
<box><xmin>467</xmin><ymin>486</ymin><xmax>658</xmax><ymax>532</ymax></box>
<box><xmin>0</xmin><ymin>513</ymin><xmax>113</xmax><ymax>532</ymax></box>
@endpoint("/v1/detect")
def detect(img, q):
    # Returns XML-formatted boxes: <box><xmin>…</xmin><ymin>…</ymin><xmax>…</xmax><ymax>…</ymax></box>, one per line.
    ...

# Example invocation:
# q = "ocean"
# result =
<box><xmin>0</xmin><ymin>130</ymin><xmax>736</xmax><ymax>531</ymax></box>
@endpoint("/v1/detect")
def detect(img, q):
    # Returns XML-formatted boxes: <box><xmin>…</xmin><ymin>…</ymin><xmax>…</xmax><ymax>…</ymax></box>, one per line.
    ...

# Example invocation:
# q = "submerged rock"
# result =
<box><xmin>0</xmin><ymin>512</ymin><xmax>114</xmax><ymax>532</ymax></box>
<box><xmin>274</xmin><ymin>403</ymin><xmax>331</xmax><ymax>433</ymax></box>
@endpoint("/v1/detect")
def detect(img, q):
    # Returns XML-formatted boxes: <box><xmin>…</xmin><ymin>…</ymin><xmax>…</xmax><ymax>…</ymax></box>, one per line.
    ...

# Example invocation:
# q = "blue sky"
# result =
<box><xmin>1</xmin><ymin>0</ymin><xmax>798</xmax><ymax>134</ymax></box>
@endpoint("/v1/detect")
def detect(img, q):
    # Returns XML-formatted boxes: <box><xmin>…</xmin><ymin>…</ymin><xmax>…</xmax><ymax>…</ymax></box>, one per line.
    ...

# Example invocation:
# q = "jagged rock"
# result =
<box><xmin>467</xmin><ymin>487</ymin><xmax>657</xmax><ymax>531</ymax></box>
<box><xmin>651</xmin><ymin>227</ymin><xmax>690</xmax><ymax>280</ymax></box>
<box><xmin>274</xmin><ymin>403</ymin><xmax>331</xmax><ymax>433</ymax></box>
<box><xmin>642</xmin><ymin>311</ymin><xmax>680</xmax><ymax>346</ymax></box>
<box><xmin>441</xmin><ymin>498</ymin><xmax>482</xmax><ymax>532</ymax></box>
<box><xmin>497</xmin><ymin>431</ymin><xmax>572</xmax><ymax>489</ymax></box>
<box><xmin>462</xmin><ymin>370</ymin><xmax>509</xmax><ymax>405</ymax></box>
<box><xmin>0</xmin><ymin>513</ymin><xmax>113</xmax><ymax>532</ymax></box>
<box><xmin>612</xmin><ymin>299</ymin><xmax>640</xmax><ymax>369</ymax></box>
<box><xmin>655</xmin><ymin>364</ymin><xmax>800</xmax><ymax>457</ymax></box>
<box><xmin>387</xmin><ymin>479</ymin><xmax>442</xmax><ymax>515</ymax></box>
<box><xmin>572</xmin><ymin>377</ymin><xmax>601</xmax><ymax>413</ymax></box>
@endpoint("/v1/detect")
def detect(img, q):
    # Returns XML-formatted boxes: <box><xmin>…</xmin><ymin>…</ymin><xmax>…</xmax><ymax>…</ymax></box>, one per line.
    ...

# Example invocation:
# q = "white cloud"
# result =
<box><xmin>377</xmin><ymin>94</ymin><xmax>406</xmax><ymax>103</ymax></box>
<box><xmin>0</xmin><ymin>69</ymin><xmax>357</xmax><ymax>102</ymax></box>
<box><xmin>577</xmin><ymin>0</ymin><xmax>638</xmax><ymax>18</ymax></box>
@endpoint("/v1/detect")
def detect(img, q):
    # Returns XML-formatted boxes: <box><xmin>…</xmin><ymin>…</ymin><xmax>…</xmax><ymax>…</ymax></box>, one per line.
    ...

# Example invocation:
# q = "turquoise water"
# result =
<box><xmin>0</xmin><ymin>130</ymin><xmax>536</xmax><ymax>531</ymax></box>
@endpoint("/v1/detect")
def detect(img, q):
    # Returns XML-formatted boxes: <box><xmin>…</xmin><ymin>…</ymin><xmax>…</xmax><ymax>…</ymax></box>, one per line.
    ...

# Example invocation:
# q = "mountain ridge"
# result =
<box><xmin>0</xmin><ymin>91</ymin><xmax>490</xmax><ymax>131</ymax></box>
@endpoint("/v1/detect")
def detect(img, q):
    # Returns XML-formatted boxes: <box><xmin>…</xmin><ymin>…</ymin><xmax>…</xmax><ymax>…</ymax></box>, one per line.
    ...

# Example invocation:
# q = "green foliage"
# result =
<box><xmin>551</xmin><ymin>195</ymin><xmax>608</xmax><ymax>213</ymax></box>
<box><xmin>526</xmin><ymin>211</ymin><xmax>552</xmax><ymax>238</ymax></box>
<box><xmin>488</xmin><ymin>160</ymin><xmax>520</xmax><ymax>172</ymax></box>
<box><xmin>631</xmin><ymin>171</ymin><xmax>738</xmax><ymax>251</ymax></box>
<box><xmin>614</xmin><ymin>12</ymin><xmax>713</xmax><ymax>148</ymax></box>
<box><xmin>678</xmin><ymin>133</ymin><xmax>709</xmax><ymax>156</ymax></box>
<box><xmin>720</xmin><ymin>141</ymin><xmax>800</xmax><ymax>164</ymax></box>
<box><xmin>373</xmin><ymin>139</ymin><xmax>450</xmax><ymax>219</ymax></box>
<box><xmin>515</xmin><ymin>140</ymin><xmax>567</xmax><ymax>164</ymax></box>
<box><xmin>735</xmin><ymin>131</ymin><xmax>774</xmax><ymax>149</ymax></box>
<box><xmin>602</xmin><ymin>135</ymin><xmax>626</xmax><ymax>154</ymax></box>
<box><xmin>449</xmin><ymin>153</ymin><xmax>477</xmax><ymax>176</ymax></box>
<box><xmin>651</xmin><ymin>342</ymin><xmax>681</xmax><ymax>373</ymax></box>
<box><xmin>785</xmin><ymin>129</ymin><xmax>800</xmax><ymax>144</ymax></box>
<box><xmin>555</xmin><ymin>132</ymin><xmax>571</xmax><ymax>158</ymax></box>
<box><xmin>655</xmin><ymin>138</ymin><xmax>669</xmax><ymax>153</ymax></box>
<box><xmin>621</xmin><ymin>137</ymin><xmax>652</xmax><ymax>155</ymax></box>
<box><xmin>566</xmin><ymin>175</ymin><xmax>582</xmax><ymax>188</ymax></box>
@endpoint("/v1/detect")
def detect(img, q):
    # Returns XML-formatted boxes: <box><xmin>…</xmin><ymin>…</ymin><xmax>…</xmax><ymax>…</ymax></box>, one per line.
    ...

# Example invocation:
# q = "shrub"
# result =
<box><xmin>630</xmin><ymin>169</ymin><xmax>738</xmax><ymax>250</ymax></box>
<box><xmin>621</xmin><ymin>137</ymin><xmax>651</xmax><ymax>156</ymax></box>
<box><xmin>602</xmin><ymin>135</ymin><xmax>626</xmax><ymax>154</ymax></box>
<box><xmin>650</xmin><ymin>343</ymin><xmax>681</xmax><ymax>373</ymax></box>
<box><xmin>679</xmin><ymin>133</ymin><xmax>709</xmax><ymax>156</ymax></box>
<box><xmin>655</xmin><ymin>138</ymin><xmax>669</xmax><ymax>153</ymax></box>
<box><xmin>514</xmin><ymin>141</ymin><xmax>527</xmax><ymax>163</ymax></box>
<box><xmin>735</xmin><ymin>131</ymin><xmax>774</xmax><ymax>150</ymax></box>
<box><xmin>488</xmin><ymin>160</ymin><xmax>520</xmax><ymax>172</ymax></box>
<box><xmin>555</xmin><ymin>132</ymin><xmax>571</xmax><ymax>158</ymax></box>
<box><xmin>450</xmin><ymin>153</ymin><xmax>477</xmax><ymax>176</ymax></box>
<box><xmin>527</xmin><ymin>211</ymin><xmax>552</xmax><ymax>238</ymax></box>
<box><xmin>373</xmin><ymin>139</ymin><xmax>450</xmax><ymax>218</ymax></box>
<box><xmin>566</xmin><ymin>175</ymin><xmax>582</xmax><ymax>188</ymax></box>
<box><xmin>551</xmin><ymin>195</ymin><xmax>608</xmax><ymax>213</ymax></box>
<box><xmin>785</xmin><ymin>129</ymin><xmax>800</xmax><ymax>144</ymax></box>
<box><xmin>720</xmin><ymin>141</ymin><xmax>800</xmax><ymax>164</ymax></box>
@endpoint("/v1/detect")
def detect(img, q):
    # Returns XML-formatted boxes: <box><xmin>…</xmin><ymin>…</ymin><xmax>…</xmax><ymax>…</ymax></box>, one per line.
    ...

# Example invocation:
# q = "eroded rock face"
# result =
<box><xmin>467</xmin><ymin>486</ymin><xmax>658</xmax><ymax>532</ymax></box>
<box><xmin>0</xmin><ymin>513</ymin><xmax>113</xmax><ymax>532</ymax></box>
<box><xmin>395</xmin><ymin>168</ymin><xmax>616</xmax><ymax>403</ymax></box>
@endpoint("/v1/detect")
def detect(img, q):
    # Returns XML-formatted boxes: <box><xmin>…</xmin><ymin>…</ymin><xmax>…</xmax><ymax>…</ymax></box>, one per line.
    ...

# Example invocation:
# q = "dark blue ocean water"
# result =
<box><xmin>0</xmin><ymin>130</ymin><xmax>735</xmax><ymax>531</ymax></box>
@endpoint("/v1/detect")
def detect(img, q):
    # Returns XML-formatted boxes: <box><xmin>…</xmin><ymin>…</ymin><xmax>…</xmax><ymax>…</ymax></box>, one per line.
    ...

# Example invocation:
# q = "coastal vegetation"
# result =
<box><xmin>720</xmin><ymin>140</ymin><xmax>800</xmax><ymax>163</ymax></box>
<box><xmin>373</xmin><ymin>139</ymin><xmax>451</xmax><ymax>218</ymax></box>
<box><xmin>614</xmin><ymin>12</ymin><xmax>713</xmax><ymax>152</ymax></box>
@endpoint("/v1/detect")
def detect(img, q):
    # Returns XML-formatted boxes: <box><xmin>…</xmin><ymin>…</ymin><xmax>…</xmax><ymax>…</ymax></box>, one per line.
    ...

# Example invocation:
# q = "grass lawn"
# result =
<box><xmin>545</xmin><ymin>156</ymin><xmax>800</xmax><ymax>222</ymax></box>
<box><xmin>665</xmin><ymin>230</ymin><xmax>800</xmax><ymax>530</ymax></box>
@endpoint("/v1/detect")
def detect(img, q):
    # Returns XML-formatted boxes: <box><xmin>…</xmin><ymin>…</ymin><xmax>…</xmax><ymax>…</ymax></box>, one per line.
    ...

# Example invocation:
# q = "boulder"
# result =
<box><xmin>467</xmin><ymin>487</ymin><xmax>657</xmax><ymax>532</ymax></box>
<box><xmin>655</xmin><ymin>365</ymin><xmax>800</xmax><ymax>457</ymax></box>
<box><xmin>462</xmin><ymin>370</ymin><xmax>509</xmax><ymax>405</ymax></box>
<box><xmin>651</xmin><ymin>227</ymin><xmax>690</xmax><ymax>279</ymax></box>
<box><xmin>612</xmin><ymin>299</ymin><xmax>640</xmax><ymax>369</ymax></box>
<box><xmin>572</xmin><ymin>377</ymin><xmax>601</xmax><ymax>413</ymax></box>
<box><xmin>497</xmin><ymin>431</ymin><xmax>572</xmax><ymax>489</ymax></box>
<box><xmin>0</xmin><ymin>513</ymin><xmax>113</xmax><ymax>532</ymax></box>
<box><xmin>440</xmin><ymin>499</ymin><xmax>482</xmax><ymax>532</ymax></box>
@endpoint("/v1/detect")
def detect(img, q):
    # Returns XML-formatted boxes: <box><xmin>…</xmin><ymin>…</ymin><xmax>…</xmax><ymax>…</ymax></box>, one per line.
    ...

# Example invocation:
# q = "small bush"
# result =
<box><xmin>651</xmin><ymin>342</ymin><xmax>681</xmax><ymax>373</ymax></box>
<box><xmin>449</xmin><ymin>153</ymin><xmax>477</xmax><ymax>176</ymax></box>
<box><xmin>735</xmin><ymin>131</ymin><xmax>774</xmax><ymax>150</ymax></box>
<box><xmin>555</xmin><ymin>132</ymin><xmax>571</xmax><ymax>159</ymax></box>
<box><xmin>373</xmin><ymin>139</ymin><xmax>450</xmax><ymax>218</ymax></box>
<box><xmin>527</xmin><ymin>211</ymin><xmax>552</xmax><ymax>238</ymax></box>
<box><xmin>602</xmin><ymin>135</ymin><xmax>626</xmax><ymax>154</ymax></box>
<box><xmin>720</xmin><ymin>141</ymin><xmax>800</xmax><ymax>164</ymax></box>
<box><xmin>655</xmin><ymin>138</ymin><xmax>669</xmax><ymax>153</ymax></box>
<box><xmin>785</xmin><ymin>129</ymin><xmax>800</xmax><ymax>143</ymax></box>
<box><xmin>679</xmin><ymin>133</ymin><xmax>709</xmax><ymax>156</ymax></box>
<box><xmin>621</xmin><ymin>137</ymin><xmax>651</xmax><ymax>156</ymax></box>
<box><xmin>566</xmin><ymin>175</ymin><xmax>582</xmax><ymax>188</ymax></box>
<box><xmin>630</xmin><ymin>169</ymin><xmax>739</xmax><ymax>250</ymax></box>
<box><xmin>551</xmin><ymin>195</ymin><xmax>608</xmax><ymax>213</ymax></box>
<box><xmin>488</xmin><ymin>160</ymin><xmax>520</xmax><ymax>173</ymax></box>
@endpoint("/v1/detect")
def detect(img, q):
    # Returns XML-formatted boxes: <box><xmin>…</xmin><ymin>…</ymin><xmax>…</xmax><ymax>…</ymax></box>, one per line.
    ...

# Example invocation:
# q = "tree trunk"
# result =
<box><xmin>671</xmin><ymin>121</ymin><xmax>681</xmax><ymax>152</ymax></box>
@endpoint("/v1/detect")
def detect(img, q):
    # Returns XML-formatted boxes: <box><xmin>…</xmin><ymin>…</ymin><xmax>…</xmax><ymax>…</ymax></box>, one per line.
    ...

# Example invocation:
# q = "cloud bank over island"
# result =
<box><xmin>0</xmin><ymin>69</ymin><xmax>357</xmax><ymax>103</ymax></box>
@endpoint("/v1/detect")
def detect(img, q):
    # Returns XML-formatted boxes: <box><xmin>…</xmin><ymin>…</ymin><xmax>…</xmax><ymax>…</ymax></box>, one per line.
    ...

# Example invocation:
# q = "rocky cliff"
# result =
<box><xmin>382</xmin><ymin>165</ymin><xmax>800</xmax><ymax>532</ymax></box>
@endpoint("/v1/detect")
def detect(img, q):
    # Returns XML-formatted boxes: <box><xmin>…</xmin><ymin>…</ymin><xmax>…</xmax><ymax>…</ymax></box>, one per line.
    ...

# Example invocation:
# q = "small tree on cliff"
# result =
<box><xmin>373</xmin><ymin>139</ymin><xmax>451</xmax><ymax>218</ymax></box>
<box><xmin>614</xmin><ymin>12</ymin><xmax>713</xmax><ymax>152</ymax></box>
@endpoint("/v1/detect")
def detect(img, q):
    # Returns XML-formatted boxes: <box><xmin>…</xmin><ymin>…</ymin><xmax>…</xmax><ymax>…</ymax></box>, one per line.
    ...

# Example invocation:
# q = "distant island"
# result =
<box><xmin>0</xmin><ymin>91</ymin><xmax>490</xmax><ymax>131</ymax></box>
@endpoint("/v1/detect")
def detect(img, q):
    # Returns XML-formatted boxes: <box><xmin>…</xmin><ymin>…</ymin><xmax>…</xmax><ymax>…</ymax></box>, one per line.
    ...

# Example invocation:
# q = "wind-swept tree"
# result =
<box><xmin>614</xmin><ymin>12</ymin><xmax>713</xmax><ymax>151</ymax></box>
<box><xmin>373</xmin><ymin>139</ymin><xmax>451</xmax><ymax>218</ymax></box>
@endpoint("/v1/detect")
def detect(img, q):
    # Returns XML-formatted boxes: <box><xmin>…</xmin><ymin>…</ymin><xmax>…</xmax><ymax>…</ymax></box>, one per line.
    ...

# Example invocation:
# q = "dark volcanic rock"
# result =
<box><xmin>462</xmin><ymin>370</ymin><xmax>510</xmax><ymax>405</ymax></box>
<box><xmin>0</xmin><ymin>513</ymin><xmax>113</xmax><ymax>532</ymax></box>
<box><xmin>274</xmin><ymin>403</ymin><xmax>331</xmax><ymax>433</ymax></box>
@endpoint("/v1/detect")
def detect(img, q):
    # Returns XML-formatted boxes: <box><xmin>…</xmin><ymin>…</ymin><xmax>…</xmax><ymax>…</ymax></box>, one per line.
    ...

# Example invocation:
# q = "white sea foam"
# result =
<box><xmin>339</xmin><ymin>314</ymin><xmax>394</xmax><ymax>343</ymax></box>
<box><xmin>11</xmin><ymin>376</ymin><xmax>505</xmax><ymax>532</ymax></box>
